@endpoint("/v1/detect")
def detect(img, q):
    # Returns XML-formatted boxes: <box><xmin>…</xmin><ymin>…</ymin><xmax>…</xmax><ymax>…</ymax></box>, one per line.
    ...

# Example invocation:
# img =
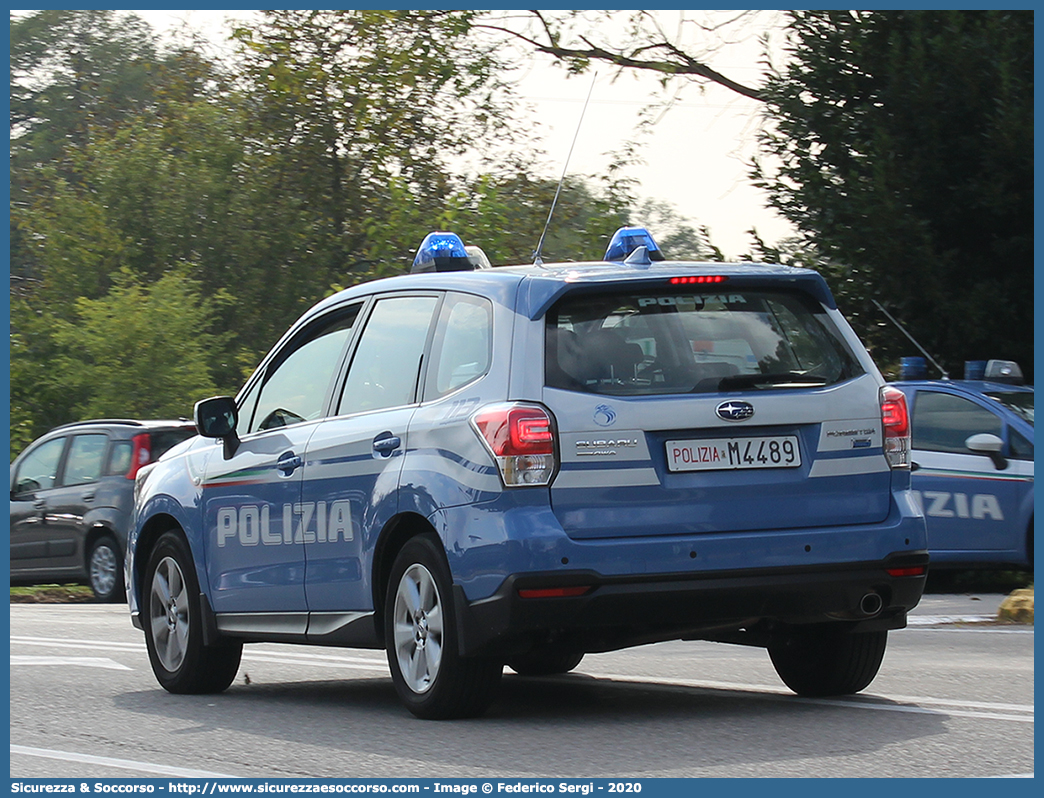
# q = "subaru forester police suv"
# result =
<box><xmin>128</xmin><ymin>227</ymin><xmax>928</xmax><ymax>719</ymax></box>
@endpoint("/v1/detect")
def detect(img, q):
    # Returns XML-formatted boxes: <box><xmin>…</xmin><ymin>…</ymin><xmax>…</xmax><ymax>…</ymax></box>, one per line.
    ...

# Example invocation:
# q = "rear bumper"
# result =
<box><xmin>453</xmin><ymin>550</ymin><xmax>928</xmax><ymax>657</ymax></box>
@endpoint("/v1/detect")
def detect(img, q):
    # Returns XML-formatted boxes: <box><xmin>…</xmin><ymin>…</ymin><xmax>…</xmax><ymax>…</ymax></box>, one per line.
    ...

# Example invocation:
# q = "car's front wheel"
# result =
<box><xmin>87</xmin><ymin>534</ymin><xmax>125</xmax><ymax>603</ymax></box>
<box><xmin>768</xmin><ymin>626</ymin><xmax>887</xmax><ymax>697</ymax></box>
<box><xmin>143</xmin><ymin>531</ymin><xmax>242</xmax><ymax>694</ymax></box>
<box><xmin>385</xmin><ymin>536</ymin><xmax>502</xmax><ymax>719</ymax></box>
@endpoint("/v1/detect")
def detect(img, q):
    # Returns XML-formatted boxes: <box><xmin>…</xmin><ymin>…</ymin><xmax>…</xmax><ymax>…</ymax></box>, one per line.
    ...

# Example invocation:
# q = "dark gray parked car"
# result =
<box><xmin>10</xmin><ymin>419</ymin><xmax>196</xmax><ymax>601</ymax></box>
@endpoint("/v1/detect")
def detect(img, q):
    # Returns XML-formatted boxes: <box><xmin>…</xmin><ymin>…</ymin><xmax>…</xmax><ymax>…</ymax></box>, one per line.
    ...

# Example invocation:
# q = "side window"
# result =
<box><xmin>62</xmin><ymin>434</ymin><xmax>109</xmax><ymax>486</ymax></box>
<box><xmin>338</xmin><ymin>295</ymin><xmax>439</xmax><ymax>415</ymax></box>
<box><xmin>912</xmin><ymin>391</ymin><xmax>1002</xmax><ymax>454</ymax></box>
<box><xmin>106</xmin><ymin>441</ymin><xmax>133</xmax><ymax>476</ymax></box>
<box><xmin>247</xmin><ymin>306</ymin><xmax>361</xmax><ymax>434</ymax></box>
<box><xmin>13</xmin><ymin>437</ymin><xmax>66</xmax><ymax>494</ymax></box>
<box><xmin>426</xmin><ymin>293</ymin><xmax>493</xmax><ymax>400</ymax></box>
<box><xmin>1009</xmin><ymin>428</ymin><xmax>1034</xmax><ymax>461</ymax></box>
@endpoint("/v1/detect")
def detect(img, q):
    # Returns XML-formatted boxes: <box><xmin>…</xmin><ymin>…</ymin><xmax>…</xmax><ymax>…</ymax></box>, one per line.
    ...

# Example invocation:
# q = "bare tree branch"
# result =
<box><xmin>474</xmin><ymin>11</ymin><xmax>764</xmax><ymax>101</ymax></box>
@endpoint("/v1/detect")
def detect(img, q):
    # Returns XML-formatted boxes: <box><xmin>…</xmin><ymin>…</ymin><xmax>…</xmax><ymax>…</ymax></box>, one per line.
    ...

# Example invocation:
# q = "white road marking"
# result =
<box><xmin>907</xmin><ymin>615</ymin><xmax>995</xmax><ymax>626</ymax></box>
<box><xmin>11</xmin><ymin>634</ymin><xmax>1031</xmax><ymax>724</ymax></box>
<box><xmin>10</xmin><ymin>655</ymin><xmax>132</xmax><ymax>671</ymax></box>
<box><xmin>10</xmin><ymin>744</ymin><xmax>238</xmax><ymax>778</ymax></box>
<box><xmin>561</xmin><ymin>671</ymin><xmax>1034</xmax><ymax>723</ymax></box>
<box><xmin>242</xmin><ymin>652</ymin><xmax>388</xmax><ymax>672</ymax></box>
<box><xmin>11</xmin><ymin>635</ymin><xmax>145</xmax><ymax>652</ymax></box>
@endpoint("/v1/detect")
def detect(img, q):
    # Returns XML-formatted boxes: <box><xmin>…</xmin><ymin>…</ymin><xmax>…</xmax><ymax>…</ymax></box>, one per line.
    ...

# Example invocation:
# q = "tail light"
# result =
<box><xmin>471</xmin><ymin>403</ymin><xmax>558</xmax><ymax>486</ymax></box>
<box><xmin>125</xmin><ymin>433</ymin><xmax>152</xmax><ymax>480</ymax></box>
<box><xmin>881</xmin><ymin>386</ymin><xmax>911</xmax><ymax>469</ymax></box>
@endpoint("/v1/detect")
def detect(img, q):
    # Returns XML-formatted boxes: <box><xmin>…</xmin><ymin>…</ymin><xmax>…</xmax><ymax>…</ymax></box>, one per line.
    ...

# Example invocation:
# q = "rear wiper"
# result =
<box><xmin>717</xmin><ymin>372</ymin><xmax>830</xmax><ymax>391</ymax></box>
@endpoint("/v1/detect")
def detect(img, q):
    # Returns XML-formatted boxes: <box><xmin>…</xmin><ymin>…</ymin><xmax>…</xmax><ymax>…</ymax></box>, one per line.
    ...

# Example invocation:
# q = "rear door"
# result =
<box><xmin>39</xmin><ymin>432</ymin><xmax>111</xmax><ymax>571</ymax></box>
<box><xmin>302</xmin><ymin>292</ymin><xmax>441</xmax><ymax>615</ymax></box>
<box><xmin>543</xmin><ymin>285</ymin><xmax>890</xmax><ymax>540</ymax></box>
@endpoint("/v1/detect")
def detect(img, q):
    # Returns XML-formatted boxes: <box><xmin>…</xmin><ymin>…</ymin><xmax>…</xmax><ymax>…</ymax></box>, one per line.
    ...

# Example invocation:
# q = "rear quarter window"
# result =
<box><xmin>546</xmin><ymin>288</ymin><xmax>862</xmax><ymax>395</ymax></box>
<box><xmin>426</xmin><ymin>293</ymin><xmax>493</xmax><ymax>400</ymax></box>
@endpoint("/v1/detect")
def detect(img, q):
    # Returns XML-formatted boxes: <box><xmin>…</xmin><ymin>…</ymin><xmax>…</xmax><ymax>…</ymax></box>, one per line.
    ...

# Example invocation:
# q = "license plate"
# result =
<box><xmin>666</xmin><ymin>435</ymin><xmax>801</xmax><ymax>472</ymax></box>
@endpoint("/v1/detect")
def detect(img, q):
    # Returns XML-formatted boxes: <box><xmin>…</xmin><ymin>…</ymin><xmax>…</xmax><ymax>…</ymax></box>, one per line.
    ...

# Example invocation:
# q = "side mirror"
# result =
<box><xmin>965</xmin><ymin>432</ymin><xmax>1007</xmax><ymax>471</ymax></box>
<box><xmin>194</xmin><ymin>396</ymin><xmax>240</xmax><ymax>458</ymax></box>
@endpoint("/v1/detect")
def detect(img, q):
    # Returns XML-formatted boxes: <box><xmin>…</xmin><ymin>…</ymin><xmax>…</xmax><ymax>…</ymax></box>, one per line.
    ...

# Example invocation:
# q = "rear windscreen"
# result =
<box><xmin>546</xmin><ymin>288</ymin><xmax>864</xmax><ymax>395</ymax></box>
<box><xmin>150</xmin><ymin>428</ymin><xmax>196</xmax><ymax>461</ymax></box>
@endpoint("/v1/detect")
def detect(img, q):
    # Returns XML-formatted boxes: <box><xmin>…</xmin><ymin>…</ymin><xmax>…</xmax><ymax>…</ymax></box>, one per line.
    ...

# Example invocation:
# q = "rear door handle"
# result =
<box><xmin>81</xmin><ymin>493</ymin><xmax>95</xmax><ymax>503</ymax></box>
<box><xmin>276</xmin><ymin>451</ymin><xmax>304</xmax><ymax>476</ymax></box>
<box><xmin>372</xmin><ymin>434</ymin><xmax>402</xmax><ymax>455</ymax></box>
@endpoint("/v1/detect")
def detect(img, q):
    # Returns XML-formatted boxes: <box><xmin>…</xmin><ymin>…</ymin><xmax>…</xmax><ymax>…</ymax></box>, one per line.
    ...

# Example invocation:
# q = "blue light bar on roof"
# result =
<box><xmin>604</xmin><ymin>226</ymin><xmax>664</xmax><ymax>262</ymax></box>
<box><xmin>411</xmin><ymin>232</ymin><xmax>473</xmax><ymax>273</ymax></box>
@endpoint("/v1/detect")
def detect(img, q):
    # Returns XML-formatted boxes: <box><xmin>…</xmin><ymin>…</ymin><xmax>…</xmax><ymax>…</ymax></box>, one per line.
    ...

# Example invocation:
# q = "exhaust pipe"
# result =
<box><xmin>859</xmin><ymin>592</ymin><xmax>884</xmax><ymax>618</ymax></box>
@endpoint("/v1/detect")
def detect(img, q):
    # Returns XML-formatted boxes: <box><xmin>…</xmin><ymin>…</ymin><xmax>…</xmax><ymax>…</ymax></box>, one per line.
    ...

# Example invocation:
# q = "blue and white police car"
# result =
<box><xmin>891</xmin><ymin>360</ymin><xmax>1033</xmax><ymax>570</ymax></box>
<box><xmin>127</xmin><ymin>227</ymin><xmax>928</xmax><ymax>718</ymax></box>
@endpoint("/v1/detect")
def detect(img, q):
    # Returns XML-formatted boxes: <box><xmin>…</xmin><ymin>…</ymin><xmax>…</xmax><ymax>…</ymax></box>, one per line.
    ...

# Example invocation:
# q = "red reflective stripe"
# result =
<box><xmin>517</xmin><ymin>586</ymin><xmax>591</xmax><ymax>599</ymax></box>
<box><xmin>886</xmin><ymin>566</ymin><xmax>926</xmax><ymax>577</ymax></box>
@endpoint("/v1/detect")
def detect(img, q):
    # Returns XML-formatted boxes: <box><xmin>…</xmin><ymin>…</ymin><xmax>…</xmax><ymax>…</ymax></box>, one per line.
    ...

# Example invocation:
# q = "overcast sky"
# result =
<box><xmin>137</xmin><ymin>9</ymin><xmax>794</xmax><ymax>259</ymax></box>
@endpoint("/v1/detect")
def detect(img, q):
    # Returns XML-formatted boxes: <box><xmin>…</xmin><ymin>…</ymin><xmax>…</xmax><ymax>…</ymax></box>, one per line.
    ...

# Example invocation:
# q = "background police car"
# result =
<box><xmin>893</xmin><ymin>365</ymin><xmax>1033</xmax><ymax>570</ymax></box>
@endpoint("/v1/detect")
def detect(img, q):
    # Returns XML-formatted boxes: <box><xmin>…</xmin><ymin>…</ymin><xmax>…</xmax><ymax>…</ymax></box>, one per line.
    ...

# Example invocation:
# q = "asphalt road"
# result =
<box><xmin>9</xmin><ymin>599</ymin><xmax>1033</xmax><ymax>779</ymax></box>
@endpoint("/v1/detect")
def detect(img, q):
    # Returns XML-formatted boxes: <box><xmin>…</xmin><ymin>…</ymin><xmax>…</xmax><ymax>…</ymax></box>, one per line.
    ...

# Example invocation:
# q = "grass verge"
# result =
<box><xmin>10</xmin><ymin>584</ymin><xmax>96</xmax><ymax>603</ymax></box>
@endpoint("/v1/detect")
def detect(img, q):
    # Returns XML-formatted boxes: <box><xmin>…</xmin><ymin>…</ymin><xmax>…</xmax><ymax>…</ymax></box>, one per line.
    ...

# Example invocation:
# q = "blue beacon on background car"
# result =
<box><xmin>128</xmin><ymin>226</ymin><xmax>929</xmax><ymax>719</ymax></box>
<box><xmin>892</xmin><ymin>358</ymin><xmax>1034</xmax><ymax>570</ymax></box>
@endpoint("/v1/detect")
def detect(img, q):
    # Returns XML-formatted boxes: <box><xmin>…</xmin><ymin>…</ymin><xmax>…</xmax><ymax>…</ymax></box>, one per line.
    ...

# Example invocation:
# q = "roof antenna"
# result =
<box><xmin>872</xmin><ymin>299</ymin><xmax>950</xmax><ymax>379</ymax></box>
<box><xmin>533</xmin><ymin>71</ymin><xmax>598</xmax><ymax>266</ymax></box>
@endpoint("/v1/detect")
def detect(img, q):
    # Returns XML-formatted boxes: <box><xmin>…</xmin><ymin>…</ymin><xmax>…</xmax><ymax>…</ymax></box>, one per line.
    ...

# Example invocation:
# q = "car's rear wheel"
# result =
<box><xmin>385</xmin><ymin>535</ymin><xmax>502</xmax><ymax>719</ymax></box>
<box><xmin>507</xmin><ymin>650</ymin><xmax>584</xmax><ymax>676</ymax></box>
<box><xmin>768</xmin><ymin>627</ymin><xmax>887</xmax><ymax>697</ymax></box>
<box><xmin>88</xmin><ymin>534</ymin><xmax>124</xmax><ymax>603</ymax></box>
<box><xmin>143</xmin><ymin>531</ymin><xmax>242</xmax><ymax>694</ymax></box>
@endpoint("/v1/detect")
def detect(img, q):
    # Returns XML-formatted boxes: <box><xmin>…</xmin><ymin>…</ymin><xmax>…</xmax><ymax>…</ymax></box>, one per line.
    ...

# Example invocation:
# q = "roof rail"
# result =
<box><xmin>52</xmin><ymin>419</ymin><xmax>147</xmax><ymax>431</ymax></box>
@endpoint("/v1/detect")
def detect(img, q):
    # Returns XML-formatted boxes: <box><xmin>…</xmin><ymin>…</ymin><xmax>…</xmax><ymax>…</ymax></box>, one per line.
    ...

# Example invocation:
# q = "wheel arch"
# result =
<box><xmin>132</xmin><ymin>512</ymin><xmax>185</xmax><ymax>607</ymax></box>
<box><xmin>370</xmin><ymin>511</ymin><xmax>443</xmax><ymax>646</ymax></box>
<box><xmin>84</xmin><ymin>523</ymin><xmax>120</xmax><ymax>569</ymax></box>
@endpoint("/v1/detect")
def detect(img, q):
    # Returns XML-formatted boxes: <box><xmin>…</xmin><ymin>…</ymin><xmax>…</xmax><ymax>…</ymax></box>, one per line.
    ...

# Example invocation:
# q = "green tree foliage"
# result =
<box><xmin>497</xmin><ymin>11</ymin><xmax>1032</xmax><ymax>378</ymax></box>
<box><xmin>228</xmin><ymin>11</ymin><xmax>514</xmax><ymax>285</ymax></box>
<box><xmin>9</xmin><ymin>10</ymin><xmax>643</xmax><ymax>452</ymax></box>
<box><xmin>50</xmin><ymin>271</ymin><xmax>228</xmax><ymax>422</ymax></box>
<box><xmin>755</xmin><ymin>11</ymin><xmax>1033</xmax><ymax>377</ymax></box>
<box><xmin>10</xmin><ymin>10</ymin><xmax>159</xmax><ymax>165</ymax></box>
<box><xmin>438</xmin><ymin>168</ymin><xmax>634</xmax><ymax>266</ymax></box>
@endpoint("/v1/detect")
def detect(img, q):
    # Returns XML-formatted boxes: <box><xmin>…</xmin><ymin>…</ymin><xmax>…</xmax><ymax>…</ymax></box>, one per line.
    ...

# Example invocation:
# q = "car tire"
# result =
<box><xmin>143</xmin><ymin>531</ymin><xmax>242</xmax><ymax>694</ymax></box>
<box><xmin>384</xmin><ymin>535</ymin><xmax>502</xmax><ymax>719</ymax></box>
<box><xmin>507</xmin><ymin>650</ymin><xmax>584</xmax><ymax>676</ymax></box>
<box><xmin>87</xmin><ymin>534</ymin><xmax>125</xmax><ymax>603</ymax></box>
<box><xmin>768</xmin><ymin>627</ymin><xmax>887</xmax><ymax>697</ymax></box>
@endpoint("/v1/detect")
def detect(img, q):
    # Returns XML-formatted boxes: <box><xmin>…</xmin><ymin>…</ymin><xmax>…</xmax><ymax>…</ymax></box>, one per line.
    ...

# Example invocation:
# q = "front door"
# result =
<box><xmin>204</xmin><ymin>306</ymin><xmax>362</xmax><ymax>616</ymax></box>
<box><xmin>909</xmin><ymin>389</ymin><xmax>1023</xmax><ymax>553</ymax></box>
